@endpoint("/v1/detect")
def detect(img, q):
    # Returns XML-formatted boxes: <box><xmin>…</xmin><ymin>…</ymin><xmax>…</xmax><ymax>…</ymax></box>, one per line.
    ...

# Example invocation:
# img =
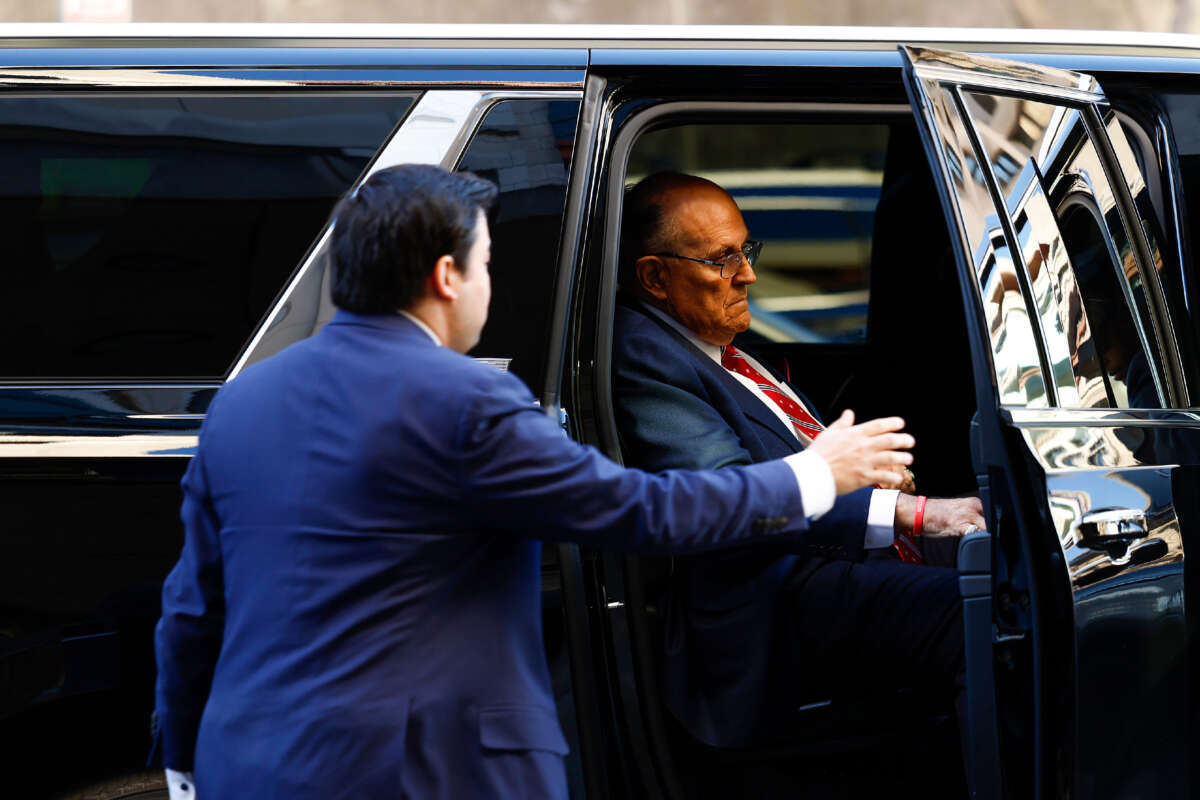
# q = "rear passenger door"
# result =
<box><xmin>902</xmin><ymin>45</ymin><xmax>1200</xmax><ymax>800</ymax></box>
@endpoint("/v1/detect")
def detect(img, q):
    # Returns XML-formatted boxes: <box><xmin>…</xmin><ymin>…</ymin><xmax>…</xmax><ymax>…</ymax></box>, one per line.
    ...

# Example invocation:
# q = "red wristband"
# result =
<box><xmin>913</xmin><ymin>495</ymin><xmax>928</xmax><ymax>538</ymax></box>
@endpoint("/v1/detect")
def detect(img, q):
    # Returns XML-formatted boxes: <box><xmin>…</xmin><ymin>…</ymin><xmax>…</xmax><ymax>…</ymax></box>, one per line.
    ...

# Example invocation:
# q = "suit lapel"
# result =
<box><xmin>621</xmin><ymin>300</ymin><xmax>804</xmax><ymax>454</ymax></box>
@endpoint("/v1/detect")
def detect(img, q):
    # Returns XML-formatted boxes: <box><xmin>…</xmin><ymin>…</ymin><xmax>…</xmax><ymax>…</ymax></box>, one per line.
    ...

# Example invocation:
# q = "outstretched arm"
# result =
<box><xmin>455</xmin><ymin>370</ymin><xmax>907</xmax><ymax>554</ymax></box>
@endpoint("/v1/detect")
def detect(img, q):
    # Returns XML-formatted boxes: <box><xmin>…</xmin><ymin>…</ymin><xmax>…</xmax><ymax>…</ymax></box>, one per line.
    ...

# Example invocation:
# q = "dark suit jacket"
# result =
<box><xmin>612</xmin><ymin>301</ymin><xmax>874</xmax><ymax>748</ymax></box>
<box><xmin>154</xmin><ymin>310</ymin><xmax>817</xmax><ymax>799</ymax></box>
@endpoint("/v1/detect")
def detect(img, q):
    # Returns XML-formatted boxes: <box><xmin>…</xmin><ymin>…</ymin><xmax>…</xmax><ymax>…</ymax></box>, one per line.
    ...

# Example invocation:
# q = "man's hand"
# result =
<box><xmin>895</xmin><ymin>494</ymin><xmax>985</xmax><ymax>538</ymax></box>
<box><xmin>809</xmin><ymin>410</ymin><xmax>914</xmax><ymax>495</ymax></box>
<box><xmin>885</xmin><ymin>464</ymin><xmax>917</xmax><ymax>494</ymax></box>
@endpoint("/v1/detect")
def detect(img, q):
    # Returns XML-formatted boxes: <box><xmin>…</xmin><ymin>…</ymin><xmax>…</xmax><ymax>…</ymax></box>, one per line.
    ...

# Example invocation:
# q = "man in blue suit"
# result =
<box><xmin>612</xmin><ymin>172</ymin><xmax>985</xmax><ymax>749</ymax></box>
<box><xmin>153</xmin><ymin>164</ymin><xmax>914</xmax><ymax>799</ymax></box>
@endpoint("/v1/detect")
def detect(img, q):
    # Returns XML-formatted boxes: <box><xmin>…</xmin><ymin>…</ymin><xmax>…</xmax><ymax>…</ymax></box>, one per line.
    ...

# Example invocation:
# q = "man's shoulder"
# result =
<box><xmin>613</xmin><ymin>302</ymin><xmax>701</xmax><ymax>365</ymax></box>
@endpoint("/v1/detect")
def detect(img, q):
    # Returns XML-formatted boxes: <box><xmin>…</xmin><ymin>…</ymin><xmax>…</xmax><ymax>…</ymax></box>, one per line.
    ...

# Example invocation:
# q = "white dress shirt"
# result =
<box><xmin>638</xmin><ymin>303</ymin><xmax>898</xmax><ymax>548</ymax></box>
<box><xmin>399</xmin><ymin>309</ymin><xmax>443</xmax><ymax>346</ymax></box>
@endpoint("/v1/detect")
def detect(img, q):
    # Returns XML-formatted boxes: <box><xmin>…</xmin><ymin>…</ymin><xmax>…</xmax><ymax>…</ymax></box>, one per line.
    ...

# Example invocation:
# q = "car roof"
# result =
<box><xmin>0</xmin><ymin>23</ymin><xmax>1198</xmax><ymax>57</ymax></box>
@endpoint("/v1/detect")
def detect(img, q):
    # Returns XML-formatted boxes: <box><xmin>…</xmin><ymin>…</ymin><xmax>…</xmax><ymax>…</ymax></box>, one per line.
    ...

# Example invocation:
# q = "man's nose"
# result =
<box><xmin>732</xmin><ymin>258</ymin><xmax>756</xmax><ymax>285</ymax></box>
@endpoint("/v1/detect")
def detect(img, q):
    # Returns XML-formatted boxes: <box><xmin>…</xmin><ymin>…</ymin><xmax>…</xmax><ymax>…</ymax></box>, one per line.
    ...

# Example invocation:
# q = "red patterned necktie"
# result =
<box><xmin>721</xmin><ymin>345</ymin><xmax>822</xmax><ymax>440</ymax></box>
<box><xmin>720</xmin><ymin>344</ymin><xmax>923</xmax><ymax>564</ymax></box>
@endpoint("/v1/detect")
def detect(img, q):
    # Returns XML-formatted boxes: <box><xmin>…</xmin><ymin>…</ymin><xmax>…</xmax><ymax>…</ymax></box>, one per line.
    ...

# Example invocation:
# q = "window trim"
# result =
<box><xmin>229</xmin><ymin>88</ymin><xmax>582</xmax><ymax>380</ymax></box>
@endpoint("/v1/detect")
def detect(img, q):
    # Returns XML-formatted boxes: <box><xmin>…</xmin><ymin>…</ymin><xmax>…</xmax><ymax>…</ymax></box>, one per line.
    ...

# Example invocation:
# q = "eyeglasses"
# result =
<box><xmin>651</xmin><ymin>240</ymin><xmax>764</xmax><ymax>279</ymax></box>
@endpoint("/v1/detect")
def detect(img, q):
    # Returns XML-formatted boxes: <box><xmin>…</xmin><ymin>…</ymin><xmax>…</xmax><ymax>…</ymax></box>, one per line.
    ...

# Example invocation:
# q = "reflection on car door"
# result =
<box><xmin>902</xmin><ymin>45</ymin><xmax>1199</xmax><ymax>800</ymax></box>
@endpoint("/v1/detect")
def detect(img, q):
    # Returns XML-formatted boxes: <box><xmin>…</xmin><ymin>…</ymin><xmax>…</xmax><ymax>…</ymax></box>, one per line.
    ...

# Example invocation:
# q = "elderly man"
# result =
<box><xmin>612</xmin><ymin>171</ymin><xmax>985</xmax><ymax>750</ymax></box>
<box><xmin>153</xmin><ymin>164</ymin><xmax>914</xmax><ymax>800</ymax></box>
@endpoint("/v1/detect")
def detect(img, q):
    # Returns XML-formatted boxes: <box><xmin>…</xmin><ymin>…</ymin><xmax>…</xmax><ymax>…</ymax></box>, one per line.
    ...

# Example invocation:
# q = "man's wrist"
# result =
<box><xmin>894</xmin><ymin>492</ymin><xmax>917</xmax><ymax>532</ymax></box>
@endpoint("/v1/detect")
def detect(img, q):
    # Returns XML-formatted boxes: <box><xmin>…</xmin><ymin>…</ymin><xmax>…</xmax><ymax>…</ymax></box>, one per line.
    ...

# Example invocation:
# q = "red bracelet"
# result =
<box><xmin>913</xmin><ymin>495</ymin><xmax>928</xmax><ymax>538</ymax></box>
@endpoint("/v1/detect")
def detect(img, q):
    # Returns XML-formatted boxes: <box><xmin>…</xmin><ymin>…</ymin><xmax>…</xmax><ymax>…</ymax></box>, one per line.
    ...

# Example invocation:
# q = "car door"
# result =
<box><xmin>902</xmin><ymin>45</ymin><xmax>1200</xmax><ymax>800</ymax></box>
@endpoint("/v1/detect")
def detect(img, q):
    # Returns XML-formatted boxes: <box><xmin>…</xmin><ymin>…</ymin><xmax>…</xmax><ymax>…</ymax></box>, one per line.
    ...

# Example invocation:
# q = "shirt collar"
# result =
<box><xmin>637</xmin><ymin>301</ymin><xmax>723</xmax><ymax>364</ymax></box>
<box><xmin>398</xmin><ymin>310</ymin><xmax>443</xmax><ymax>346</ymax></box>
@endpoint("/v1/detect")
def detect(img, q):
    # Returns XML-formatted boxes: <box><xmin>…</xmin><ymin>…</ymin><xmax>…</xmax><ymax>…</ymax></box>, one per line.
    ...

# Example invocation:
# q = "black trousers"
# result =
<box><xmin>784</xmin><ymin>557</ymin><xmax>966</xmax><ymax>755</ymax></box>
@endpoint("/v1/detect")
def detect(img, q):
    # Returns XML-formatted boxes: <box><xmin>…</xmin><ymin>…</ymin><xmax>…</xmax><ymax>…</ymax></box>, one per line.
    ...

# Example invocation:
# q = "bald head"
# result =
<box><xmin>619</xmin><ymin>172</ymin><xmax>735</xmax><ymax>288</ymax></box>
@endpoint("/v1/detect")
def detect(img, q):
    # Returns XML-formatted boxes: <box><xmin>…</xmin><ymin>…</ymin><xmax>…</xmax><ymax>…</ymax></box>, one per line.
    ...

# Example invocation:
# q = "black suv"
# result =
<box><xmin>2</xmin><ymin>25</ymin><xmax>1199</xmax><ymax>800</ymax></box>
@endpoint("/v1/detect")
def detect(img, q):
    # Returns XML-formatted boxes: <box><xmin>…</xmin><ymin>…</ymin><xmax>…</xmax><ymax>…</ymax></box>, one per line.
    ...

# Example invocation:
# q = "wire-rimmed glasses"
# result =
<box><xmin>651</xmin><ymin>239</ymin><xmax>763</xmax><ymax>279</ymax></box>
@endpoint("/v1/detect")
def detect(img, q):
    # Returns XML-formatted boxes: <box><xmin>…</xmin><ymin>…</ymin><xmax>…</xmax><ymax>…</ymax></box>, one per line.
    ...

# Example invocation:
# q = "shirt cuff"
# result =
<box><xmin>864</xmin><ymin>488</ymin><xmax>901</xmax><ymax>548</ymax></box>
<box><xmin>783</xmin><ymin>449</ymin><xmax>836</xmax><ymax>520</ymax></box>
<box><xmin>165</xmin><ymin>769</ymin><xmax>196</xmax><ymax>800</ymax></box>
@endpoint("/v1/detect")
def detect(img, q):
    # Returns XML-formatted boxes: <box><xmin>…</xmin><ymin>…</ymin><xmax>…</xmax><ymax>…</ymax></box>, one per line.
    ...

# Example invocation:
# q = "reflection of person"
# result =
<box><xmin>153</xmin><ymin>165</ymin><xmax>914</xmax><ymax>799</ymax></box>
<box><xmin>613</xmin><ymin>172</ymin><xmax>984</xmax><ymax>749</ymax></box>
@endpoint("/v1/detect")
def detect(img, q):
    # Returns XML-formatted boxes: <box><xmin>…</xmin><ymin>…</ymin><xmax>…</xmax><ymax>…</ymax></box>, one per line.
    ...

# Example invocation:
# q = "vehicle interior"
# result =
<box><xmin>597</xmin><ymin>112</ymin><xmax>981</xmax><ymax>798</ymax></box>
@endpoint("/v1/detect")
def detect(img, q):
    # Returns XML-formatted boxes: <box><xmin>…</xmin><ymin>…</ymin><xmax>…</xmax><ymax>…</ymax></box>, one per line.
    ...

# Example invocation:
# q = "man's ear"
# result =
<box><xmin>428</xmin><ymin>254</ymin><xmax>459</xmax><ymax>301</ymax></box>
<box><xmin>634</xmin><ymin>256</ymin><xmax>670</xmax><ymax>301</ymax></box>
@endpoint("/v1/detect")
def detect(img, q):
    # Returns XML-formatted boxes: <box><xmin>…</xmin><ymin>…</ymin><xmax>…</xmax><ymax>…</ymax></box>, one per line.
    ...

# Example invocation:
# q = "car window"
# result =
<box><xmin>0</xmin><ymin>94</ymin><xmax>413</xmax><ymax>380</ymax></box>
<box><xmin>960</xmin><ymin>92</ymin><xmax>1166</xmax><ymax>409</ymax></box>
<box><xmin>627</xmin><ymin>122</ymin><xmax>887</xmax><ymax>344</ymax></box>
<box><xmin>456</xmin><ymin>98</ymin><xmax>580</xmax><ymax>393</ymax></box>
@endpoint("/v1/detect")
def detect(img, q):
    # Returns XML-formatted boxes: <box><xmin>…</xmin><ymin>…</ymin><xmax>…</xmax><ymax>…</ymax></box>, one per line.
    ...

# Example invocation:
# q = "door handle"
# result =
<box><xmin>1073</xmin><ymin>507</ymin><xmax>1149</xmax><ymax>560</ymax></box>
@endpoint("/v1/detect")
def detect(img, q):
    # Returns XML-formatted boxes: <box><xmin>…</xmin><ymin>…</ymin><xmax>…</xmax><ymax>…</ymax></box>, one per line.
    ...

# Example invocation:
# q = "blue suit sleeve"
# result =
<box><xmin>154</xmin><ymin>446</ymin><xmax>226</xmax><ymax>772</ymax></box>
<box><xmin>455</xmin><ymin>372</ymin><xmax>810</xmax><ymax>553</ymax></box>
<box><xmin>613</xmin><ymin>333</ymin><xmax>871</xmax><ymax>558</ymax></box>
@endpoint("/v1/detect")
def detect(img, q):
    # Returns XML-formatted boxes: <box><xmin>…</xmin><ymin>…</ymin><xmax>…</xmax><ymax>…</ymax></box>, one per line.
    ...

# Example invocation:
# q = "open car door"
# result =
<box><xmin>901</xmin><ymin>45</ymin><xmax>1199</xmax><ymax>800</ymax></box>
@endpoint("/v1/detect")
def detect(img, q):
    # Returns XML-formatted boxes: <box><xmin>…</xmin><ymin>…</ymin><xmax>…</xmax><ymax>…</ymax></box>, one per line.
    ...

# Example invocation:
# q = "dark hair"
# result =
<box><xmin>330</xmin><ymin>164</ymin><xmax>498</xmax><ymax>313</ymax></box>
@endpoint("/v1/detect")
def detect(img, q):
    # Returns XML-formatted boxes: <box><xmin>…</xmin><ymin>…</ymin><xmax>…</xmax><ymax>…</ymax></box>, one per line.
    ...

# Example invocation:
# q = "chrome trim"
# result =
<box><xmin>0</xmin><ymin>432</ymin><xmax>199</xmax><ymax>458</ymax></box>
<box><xmin>0</xmin><ymin>384</ymin><xmax>217</xmax><ymax>458</ymax></box>
<box><xmin>1004</xmin><ymin>406</ymin><xmax>1200</xmax><ymax>427</ymax></box>
<box><xmin>904</xmin><ymin>45</ymin><xmax>1102</xmax><ymax>99</ymax></box>
<box><xmin>228</xmin><ymin>88</ymin><xmax>582</xmax><ymax>379</ymax></box>
<box><xmin>0</xmin><ymin>68</ymin><xmax>581</xmax><ymax>90</ymax></box>
<box><xmin>1045</xmin><ymin>468</ymin><xmax>1181</xmax><ymax>588</ymax></box>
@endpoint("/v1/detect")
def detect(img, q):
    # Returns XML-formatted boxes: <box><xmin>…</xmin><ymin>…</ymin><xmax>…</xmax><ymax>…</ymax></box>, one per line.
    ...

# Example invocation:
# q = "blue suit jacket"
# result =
<box><xmin>155</xmin><ymin>310</ymin><xmax>818</xmax><ymax>799</ymax></box>
<box><xmin>612</xmin><ymin>302</ymin><xmax>874</xmax><ymax>748</ymax></box>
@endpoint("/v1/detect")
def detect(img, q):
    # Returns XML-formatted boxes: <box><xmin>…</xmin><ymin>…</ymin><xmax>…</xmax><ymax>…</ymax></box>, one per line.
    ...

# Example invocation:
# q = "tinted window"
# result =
<box><xmin>628</xmin><ymin>123</ymin><xmax>888</xmax><ymax>344</ymax></box>
<box><xmin>0</xmin><ymin>94</ymin><xmax>413</xmax><ymax>379</ymax></box>
<box><xmin>1057</xmin><ymin>201</ymin><xmax>1161</xmax><ymax>408</ymax></box>
<box><xmin>457</xmin><ymin>98</ymin><xmax>579</xmax><ymax>393</ymax></box>
<box><xmin>961</xmin><ymin>92</ymin><xmax>1164</xmax><ymax>409</ymax></box>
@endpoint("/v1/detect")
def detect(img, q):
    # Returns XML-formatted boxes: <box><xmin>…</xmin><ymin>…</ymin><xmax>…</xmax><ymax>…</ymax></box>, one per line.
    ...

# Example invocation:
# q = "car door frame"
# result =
<box><xmin>901</xmin><ymin>44</ymin><xmax>1200</xmax><ymax>800</ymax></box>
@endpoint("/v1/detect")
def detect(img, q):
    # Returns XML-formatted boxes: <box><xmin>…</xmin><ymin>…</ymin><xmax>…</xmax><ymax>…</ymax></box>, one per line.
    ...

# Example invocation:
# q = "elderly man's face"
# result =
<box><xmin>638</xmin><ymin>185</ymin><xmax>756</xmax><ymax>346</ymax></box>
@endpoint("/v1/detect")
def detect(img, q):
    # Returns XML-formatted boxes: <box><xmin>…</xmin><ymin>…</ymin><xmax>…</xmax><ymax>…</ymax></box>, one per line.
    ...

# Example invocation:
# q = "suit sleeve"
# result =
<box><xmin>613</xmin><ymin>333</ymin><xmax>872</xmax><ymax>559</ymax></box>
<box><xmin>154</xmin><ymin>444</ymin><xmax>226</xmax><ymax>772</ymax></box>
<box><xmin>455</xmin><ymin>372</ymin><xmax>811</xmax><ymax>553</ymax></box>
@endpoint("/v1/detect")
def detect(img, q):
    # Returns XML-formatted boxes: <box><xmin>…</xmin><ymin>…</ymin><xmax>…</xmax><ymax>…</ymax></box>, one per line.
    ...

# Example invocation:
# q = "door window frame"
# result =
<box><xmin>906</xmin><ymin>55</ymin><xmax>1190</xmax><ymax>412</ymax></box>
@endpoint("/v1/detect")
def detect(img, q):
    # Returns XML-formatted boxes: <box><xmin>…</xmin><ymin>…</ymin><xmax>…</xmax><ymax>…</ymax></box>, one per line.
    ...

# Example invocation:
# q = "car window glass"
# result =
<box><xmin>628</xmin><ymin>123</ymin><xmax>886</xmax><ymax>344</ymax></box>
<box><xmin>927</xmin><ymin>87</ymin><xmax>1050</xmax><ymax>407</ymax></box>
<box><xmin>0</xmin><ymin>94</ymin><xmax>413</xmax><ymax>380</ymax></box>
<box><xmin>457</xmin><ymin>98</ymin><xmax>579</xmax><ymax>393</ymax></box>
<box><xmin>961</xmin><ymin>91</ymin><xmax>1164</xmax><ymax>409</ymax></box>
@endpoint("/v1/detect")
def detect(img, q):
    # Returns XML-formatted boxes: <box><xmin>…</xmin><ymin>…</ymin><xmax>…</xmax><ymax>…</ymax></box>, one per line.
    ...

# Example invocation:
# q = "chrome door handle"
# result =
<box><xmin>1073</xmin><ymin>507</ymin><xmax>1149</xmax><ymax>551</ymax></box>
